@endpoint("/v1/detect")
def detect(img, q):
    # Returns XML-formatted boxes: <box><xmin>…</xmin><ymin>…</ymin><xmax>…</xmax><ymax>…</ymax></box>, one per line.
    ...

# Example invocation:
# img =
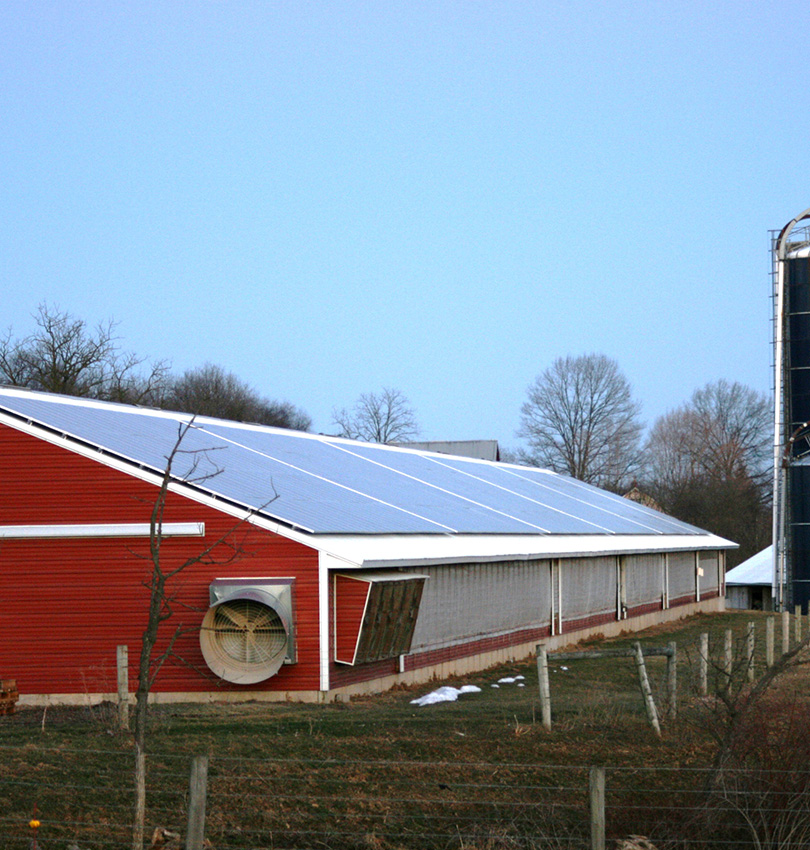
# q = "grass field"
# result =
<box><xmin>1</xmin><ymin>610</ymin><xmax>807</xmax><ymax>849</ymax></box>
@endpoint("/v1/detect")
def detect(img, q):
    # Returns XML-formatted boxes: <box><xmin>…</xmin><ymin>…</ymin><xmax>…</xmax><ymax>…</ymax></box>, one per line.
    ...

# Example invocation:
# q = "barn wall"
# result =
<box><xmin>329</xmin><ymin>549</ymin><xmax>723</xmax><ymax>693</ymax></box>
<box><xmin>699</xmin><ymin>551</ymin><xmax>720</xmax><ymax>597</ymax></box>
<box><xmin>331</xmin><ymin>596</ymin><xmax>725</xmax><ymax>699</ymax></box>
<box><xmin>0</xmin><ymin>425</ymin><xmax>321</xmax><ymax>702</ymax></box>
<box><xmin>2</xmin><ymin>422</ymin><xmax>730</xmax><ymax>704</ymax></box>
<box><xmin>563</xmin><ymin>556</ymin><xmax>616</xmax><ymax>621</ymax></box>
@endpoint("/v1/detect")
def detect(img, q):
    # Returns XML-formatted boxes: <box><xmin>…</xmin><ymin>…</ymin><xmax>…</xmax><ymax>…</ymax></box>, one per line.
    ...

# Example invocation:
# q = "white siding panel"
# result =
<box><xmin>563</xmin><ymin>556</ymin><xmax>616</xmax><ymax>619</ymax></box>
<box><xmin>669</xmin><ymin>551</ymin><xmax>696</xmax><ymax>599</ymax></box>
<box><xmin>626</xmin><ymin>553</ymin><xmax>664</xmax><ymax>608</ymax></box>
<box><xmin>699</xmin><ymin>551</ymin><xmax>720</xmax><ymax>595</ymax></box>
<box><xmin>410</xmin><ymin>560</ymin><xmax>551</xmax><ymax>649</ymax></box>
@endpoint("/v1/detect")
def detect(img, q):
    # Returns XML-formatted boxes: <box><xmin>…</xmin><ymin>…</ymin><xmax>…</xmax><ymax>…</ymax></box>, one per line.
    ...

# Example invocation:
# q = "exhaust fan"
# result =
<box><xmin>200</xmin><ymin>578</ymin><xmax>295</xmax><ymax>684</ymax></box>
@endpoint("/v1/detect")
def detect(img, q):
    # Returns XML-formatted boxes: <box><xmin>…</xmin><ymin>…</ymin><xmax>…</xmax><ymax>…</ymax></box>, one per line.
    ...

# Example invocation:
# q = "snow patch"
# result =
<box><xmin>410</xmin><ymin>685</ymin><xmax>482</xmax><ymax>706</ymax></box>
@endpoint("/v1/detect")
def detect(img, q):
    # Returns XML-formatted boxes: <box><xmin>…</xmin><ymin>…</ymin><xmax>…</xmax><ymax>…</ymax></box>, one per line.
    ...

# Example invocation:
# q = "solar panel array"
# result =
<box><xmin>0</xmin><ymin>390</ymin><xmax>706</xmax><ymax>537</ymax></box>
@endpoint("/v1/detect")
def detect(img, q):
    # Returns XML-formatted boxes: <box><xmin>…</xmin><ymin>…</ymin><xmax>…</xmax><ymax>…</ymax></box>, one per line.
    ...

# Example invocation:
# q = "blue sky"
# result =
<box><xmin>2</xmin><ymin>2</ymin><xmax>808</xmax><ymax>450</ymax></box>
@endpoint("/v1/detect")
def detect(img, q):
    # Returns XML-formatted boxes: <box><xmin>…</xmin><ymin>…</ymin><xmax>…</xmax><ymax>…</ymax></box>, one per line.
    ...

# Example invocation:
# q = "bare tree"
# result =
<box><xmin>332</xmin><ymin>387</ymin><xmax>420</xmax><ymax>443</ymax></box>
<box><xmin>131</xmin><ymin>421</ymin><xmax>277</xmax><ymax>847</ymax></box>
<box><xmin>517</xmin><ymin>354</ymin><xmax>643</xmax><ymax>491</ymax></box>
<box><xmin>166</xmin><ymin>363</ymin><xmax>311</xmax><ymax>430</ymax></box>
<box><xmin>643</xmin><ymin>380</ymin><xmax>771</xmax><ymax>565</ymax></box>
<box><xmin>690</xmin><ymin>380</ymin><xmax>771</xmax><ymax>486</ymax></box>
<box><xmin>0</xmin><ymin>303</ymin><xmax>169</xmax><ymax>404</ymax></box>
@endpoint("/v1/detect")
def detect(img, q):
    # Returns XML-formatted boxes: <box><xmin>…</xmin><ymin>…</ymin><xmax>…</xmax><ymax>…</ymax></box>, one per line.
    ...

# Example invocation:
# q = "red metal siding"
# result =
<box><xmin>333</xmin><ymin>575</ymin><xmax>370</xmax><ymax>665</ymax></box>
<box><xmin>561</xmin><ymin>611</ymin><xmax>616</xmax><ymax>633</ymax></box>
<box><xmin>669</xmin><ymin>593</ymin><xmax>697</xmax><ymax>608</ymax></box>
<box><xmin>0</xmin><ymin>424</ymin><xmax>321</xmax><ymax>696</ymax></box>
<box><xmin>625</xmin><ymin>600</ymin><xmax>663</xmax><ymax>619</ymax></box>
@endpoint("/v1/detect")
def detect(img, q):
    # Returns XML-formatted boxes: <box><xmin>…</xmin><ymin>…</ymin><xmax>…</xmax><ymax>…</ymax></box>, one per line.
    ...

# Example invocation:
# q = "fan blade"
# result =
<box><xmin>216</xmin><ymin>605</ymin><xmax>249</xmax><ymax>629</ymax></box>
<box><xmin>249</xmin><ymin>608</ymin><xmax>275</xmax><ymax>629</ymax></box>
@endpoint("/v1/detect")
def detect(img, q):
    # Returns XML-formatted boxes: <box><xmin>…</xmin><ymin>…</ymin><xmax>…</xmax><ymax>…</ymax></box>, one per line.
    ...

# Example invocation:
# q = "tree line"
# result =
<box><xmin>0</xmin><ymin>304</ymin><xmax>421</xmax><ymax>442</ymax></box>
<box><xmin>1</xmin><ymin>306</ymin><xmax>771</xmax><ymax>564</ymax></box>
<box><xmin>518</xmin><ymin>353</ymin><xmax>771</xmax><ymax>567</ymax></box>
<box><xmin>0</xmin><ymin>304</ymin><xmax>313</xmax><ymax>430</ymax></box>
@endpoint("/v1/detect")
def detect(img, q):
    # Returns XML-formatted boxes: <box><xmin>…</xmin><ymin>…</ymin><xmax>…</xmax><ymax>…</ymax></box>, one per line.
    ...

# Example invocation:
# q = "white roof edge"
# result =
<box><xmin>333</xmin><ymin>570</ymin><xmax>430</xmax><ymax>581</ymax></box>
<box><xmin>304</xmin><ymin>532</ymin><xmax>737</xmax><ymax>569</ymax></box>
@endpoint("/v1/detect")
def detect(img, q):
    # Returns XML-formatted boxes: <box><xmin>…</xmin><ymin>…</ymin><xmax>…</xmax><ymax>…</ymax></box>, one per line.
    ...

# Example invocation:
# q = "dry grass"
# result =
<box><xmin>0</xmin><ymin>610</ymin><xmax>803</xmax><ymax>849</ymax></box>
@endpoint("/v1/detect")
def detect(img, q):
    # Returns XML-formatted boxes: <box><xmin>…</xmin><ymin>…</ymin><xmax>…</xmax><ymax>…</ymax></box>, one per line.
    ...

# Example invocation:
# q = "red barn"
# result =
<box><xmin>0</xmin><ymin>388</ymin><xmax>733</xmax><ymax>705</ymax></box>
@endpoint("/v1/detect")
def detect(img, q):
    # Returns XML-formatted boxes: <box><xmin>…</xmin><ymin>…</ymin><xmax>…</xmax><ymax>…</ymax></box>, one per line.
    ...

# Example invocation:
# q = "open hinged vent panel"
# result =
<box><xmin>333</xmin><ymin>571</ymin><xmax>427</xmax><ymax>666</ymax></box>
<box><xmin>199</xmin><ymin>578</ymin><xmax>296</xmax><ymax>684</ymax></box>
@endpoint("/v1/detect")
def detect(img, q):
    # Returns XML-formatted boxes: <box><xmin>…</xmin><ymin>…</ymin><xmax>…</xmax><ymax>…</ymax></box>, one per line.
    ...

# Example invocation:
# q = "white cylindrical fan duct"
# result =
<box><xmin>200</xmin><ymin>588</ymin><xmax>292</xmax><ymax>684</ymax></box>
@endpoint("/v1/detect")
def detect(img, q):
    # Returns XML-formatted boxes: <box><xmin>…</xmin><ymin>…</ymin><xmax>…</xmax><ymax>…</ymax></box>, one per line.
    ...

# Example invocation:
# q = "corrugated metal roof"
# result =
<box><xmin>725</xmin><ymin>546</ymin><xmax>773</xmax><ymax>586</ymax></box>
<box><xmin>0</xmin><ymin>388</ymin><xmax>715</xmax><ymax>539</ymax></box>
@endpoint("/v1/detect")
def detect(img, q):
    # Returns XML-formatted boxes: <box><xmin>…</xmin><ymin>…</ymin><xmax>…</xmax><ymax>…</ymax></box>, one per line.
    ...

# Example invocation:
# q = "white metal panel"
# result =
<box><xmin>0</xmin><ymin>522</ymin><xmax>204</xmax><ymax>538</ymax></box>
<box><xmin>562</xmin><ymin>556</ymin><xmax>617</xmax><ymax>620</ymax></box>
<box><xmin>668</xmin><ymin>551</ymin><xmax>696</xmax><ymax>600</ymax></box>
<box><xmin>699</xmin><ymin>551</ymin><xmax>720</xmax><ymax>595</ymax></box>
<box><xmin>625</xmin><ymin>553</ymin><xmax>664</xmax><ymax>608</ymax></box>
<box><xmin>409</xmin><ymin>559</ymin><xmax>551</xmax><ymax>650</ymax></box>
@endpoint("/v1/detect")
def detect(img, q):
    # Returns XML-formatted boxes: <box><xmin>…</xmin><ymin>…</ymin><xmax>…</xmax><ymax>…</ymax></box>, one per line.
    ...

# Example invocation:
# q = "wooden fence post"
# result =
<box><xmin>795</xmin><ymin>604</ymin><xmax>802</xmax><ymax>643</ymax></box>
<box><xmin>185</xmin><ymin>755</ymin><xmax>209</xmax><ymax>850</ymax></box>
<box><xmin>536</xmin><ymin>645</ymin><xmax>551</xmax><ymax>731</ymax></box>
<box><xmin>766</xmin><ymin>617</ymin><xmax>774</xmax><ymax>668</ymax></box>
<box><xmin>724</xmin><ymin>629</ymin><xmax>733</xmax><ymax>680</ymax></box>
<box><xmin>633</xmin><ymin>642</ymin><xmax>661</xmax><ymax>738</ymax></box>
<box><xmin>666</xmin><ymin>641</ymin><xmax>677</xmax><ymax>721</ymax></box>
<box><xmin>746</xmin><ymin>622</ymin><xmax>755</xmax><ymax>683</ymax></box>
<box><xmin>589</xmin><ymin>766</ymin><xmax>606</xmax><ymax>850</ymax></box>
<box><xmin>782</xmin><ymin>610</ymin><xmax>790</xmax><ymax>655</ymax></box>
<box><xmin>699</xmin><ymin>633</ymin><xmax>708</xmax><ymax>696</ymax></box>
<box><xmin>116</xmin><ymin>645</ymin><xmax>129</xmax><ymax>731</ymax></box>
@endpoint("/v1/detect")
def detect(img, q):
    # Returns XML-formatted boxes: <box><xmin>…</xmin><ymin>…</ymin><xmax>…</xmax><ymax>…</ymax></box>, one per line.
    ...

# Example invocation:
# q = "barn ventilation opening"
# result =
<box><xmin>200</xmin><ymin>579</ymin><xmax>296</xmax><ymax>684</ymax></box>
<box><xmin>333</xmin><ymin>571</ymin><xmax>427</xmax><ymax>665</ymax></box>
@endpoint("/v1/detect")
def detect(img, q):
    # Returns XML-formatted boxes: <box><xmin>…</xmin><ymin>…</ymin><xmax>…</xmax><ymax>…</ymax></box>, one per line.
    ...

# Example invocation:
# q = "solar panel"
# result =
<box><xmin>0</xmin><ymin>390</ymin><xmax>709</xmax><ymax>537</ymax></box>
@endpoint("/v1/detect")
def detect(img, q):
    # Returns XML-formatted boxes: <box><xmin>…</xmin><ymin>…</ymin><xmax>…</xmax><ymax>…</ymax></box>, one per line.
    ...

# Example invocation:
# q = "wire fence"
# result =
<box><xmin>4</xmin><ymin>745</ymin><xmax>810</xmax><ymax>850</ymax></box>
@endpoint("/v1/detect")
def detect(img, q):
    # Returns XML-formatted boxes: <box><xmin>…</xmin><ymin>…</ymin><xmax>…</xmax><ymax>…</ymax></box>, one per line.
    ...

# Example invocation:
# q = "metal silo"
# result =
<box><xmin>773</xmin><ymin>207</ymin><xmax>810</xmax><ymax>611</ymax></box>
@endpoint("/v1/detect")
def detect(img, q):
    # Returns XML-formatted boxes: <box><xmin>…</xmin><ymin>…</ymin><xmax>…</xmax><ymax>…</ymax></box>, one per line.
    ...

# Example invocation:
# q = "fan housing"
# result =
<box><xmin>200</xmin><ymin>578</ymin><xmax>296</xmax><ymax>684</ymax></box>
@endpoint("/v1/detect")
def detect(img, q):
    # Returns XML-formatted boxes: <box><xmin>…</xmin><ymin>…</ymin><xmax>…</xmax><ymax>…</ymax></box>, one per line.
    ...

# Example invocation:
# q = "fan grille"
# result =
<box><xmin>211</xmin><ymin>600</ymin><xmax>287</xmax><ymax>665</ymax></box>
